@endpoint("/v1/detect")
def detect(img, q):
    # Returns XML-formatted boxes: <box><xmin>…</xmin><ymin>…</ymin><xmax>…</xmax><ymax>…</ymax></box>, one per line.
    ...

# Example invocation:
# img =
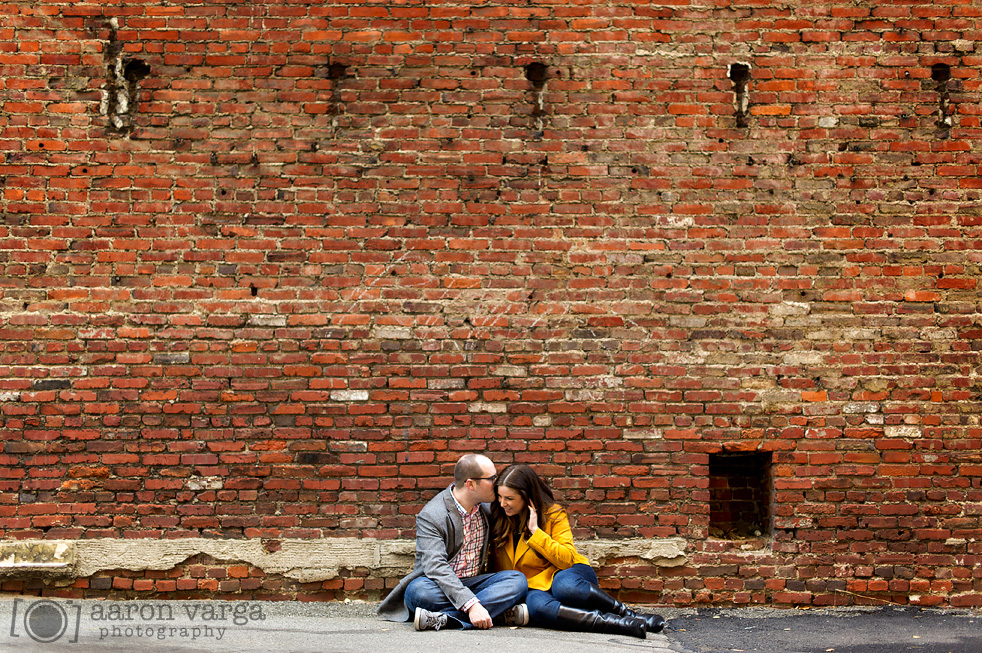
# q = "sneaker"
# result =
<box><xmin>500</xmin><ymin>603</ymin><xmax>529</xmax><ymax>627</ymax></box>
<box><xmin>414</xmin><ymin>607</ymin><xmax>449</xmax><ymax>631</ymax></box>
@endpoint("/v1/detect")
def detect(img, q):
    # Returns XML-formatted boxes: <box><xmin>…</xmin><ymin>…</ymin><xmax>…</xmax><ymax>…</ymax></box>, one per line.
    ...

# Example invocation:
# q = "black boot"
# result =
<box><xmin>584</xmin><ymin>585</ymin><xmax>666</xmax><ymax>634</ymax></box>
<box><xmin>554</xmin><ymin>605</ymin><xmax>646</xmax><ymax>639</ymax></box>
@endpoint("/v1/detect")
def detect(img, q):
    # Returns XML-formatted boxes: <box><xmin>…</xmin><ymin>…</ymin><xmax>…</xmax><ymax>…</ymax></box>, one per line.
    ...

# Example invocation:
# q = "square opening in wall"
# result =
<box><xmin>709</xmin><ymin>451</ymin><xmax>772</xmax><ymax>540</ymax></box>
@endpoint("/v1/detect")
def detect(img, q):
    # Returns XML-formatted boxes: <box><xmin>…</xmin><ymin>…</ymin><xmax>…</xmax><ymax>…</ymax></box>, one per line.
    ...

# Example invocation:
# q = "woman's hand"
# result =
<box><xmin>527</xmin><ymin>502</ymin><xmax>538</xmax><ymax>535</ymax></box>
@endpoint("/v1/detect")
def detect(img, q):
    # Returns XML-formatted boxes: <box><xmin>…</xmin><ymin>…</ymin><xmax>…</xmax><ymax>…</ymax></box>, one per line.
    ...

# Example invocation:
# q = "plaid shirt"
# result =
<box><xmin>450</xmin><ymin>490</ymin><xmax>487</xmax><ymax>580</ymax></box>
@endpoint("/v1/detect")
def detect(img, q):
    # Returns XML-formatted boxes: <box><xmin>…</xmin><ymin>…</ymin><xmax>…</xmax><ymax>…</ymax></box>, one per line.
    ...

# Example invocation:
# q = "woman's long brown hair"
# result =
<box><xmin>490</xmin><ymin>464</ymin><xmax>559</xmax><ymax>548</ymax></box>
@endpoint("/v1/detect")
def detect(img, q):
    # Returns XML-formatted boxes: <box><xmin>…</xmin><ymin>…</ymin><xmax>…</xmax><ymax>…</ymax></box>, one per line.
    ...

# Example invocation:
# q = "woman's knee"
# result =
<box><xmin>550</xmin><ymin>567</ymin><xmax>596</xmax><ymax>604</ymax></box>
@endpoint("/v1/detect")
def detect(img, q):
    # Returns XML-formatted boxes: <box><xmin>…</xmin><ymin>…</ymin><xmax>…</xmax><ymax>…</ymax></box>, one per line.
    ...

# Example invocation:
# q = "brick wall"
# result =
<box><xmin>2</xmin><ymin>0</ymin><xmax>982</xmax><ymax>607</ymax></box>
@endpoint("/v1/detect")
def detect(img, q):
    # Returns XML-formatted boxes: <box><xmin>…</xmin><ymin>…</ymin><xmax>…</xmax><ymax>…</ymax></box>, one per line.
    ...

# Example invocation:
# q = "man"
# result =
<box><xmin>377</xmin><ymin>453</ymin><xmax>529</xmax><ymax>630</ymax></box>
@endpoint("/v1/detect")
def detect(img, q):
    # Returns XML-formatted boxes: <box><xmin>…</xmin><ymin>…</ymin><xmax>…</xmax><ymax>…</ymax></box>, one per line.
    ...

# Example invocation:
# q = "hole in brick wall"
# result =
<box><xmin>328</xmin><ymin>63</ymin><xmax>347</xmax><ymax>80</ymax></box>
<box><xmin>106</xmin><ymin>52</ymin><xmax>151</xmax><ymax>132</ymax></box>
<box><xmin>728</xmin><ymin>63</ymin><xmax>751</xmax><ymax>129</ymax></box>
<box><xmin>729</xmin><ymin>63</ymin><xmax>751</xmax><ymax>85</ymax></box>
<box><xmin>123</xmin><ymin>59</ymin><xmax>151</xmax><ymax>83</ymax></box>
<box><xmin>931</xmin><ymin>63</ymin><xmax>952</xmax><ymax>128</ymax></box>
<box><xmin>709</xmin><ymin>451</ymin><xmax>771</xmax><ymax>540</ymax></box>
<box><xmin>326</xmin><ymin>63</ymin><xmax>349</xmax><ymax>125</ymax></box>
<box><xmin>524</xmin><ymin>62</ymin><xmax>549</xmax><ymax>134</ymax></box>
<box><xmin>525</xmin><ymin>62</ymin><xmax>548</xmax><ymax>87</ymax></box>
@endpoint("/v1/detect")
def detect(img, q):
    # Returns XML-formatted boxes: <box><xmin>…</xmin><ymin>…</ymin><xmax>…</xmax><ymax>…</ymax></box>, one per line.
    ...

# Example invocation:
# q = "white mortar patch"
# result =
<box><xmin>623</xmin><ymin>428</ymin><xmax>663</xmax><ymax>440</ymax></box>
<box><xmin>248</xmin><ymin>315</ymin><xmax>288</xmax><ymax>327</ymax></box>
<box><xmin>373</xmin><ymin>327</ymin><xmax>411</xmax><ymax>339</ymax></box>
<box><xmin>492</xmin><ymin>366</ymin><xmax>526</xmax><ymax>377</ymax></box>
<box><xmin>331</xmin><ymin>390</ymin><xmax>369</xmax><ymax>402</ymax></box>
<box><xmin>884</xmin><ymin>425</ymin><xmax>922</xmax><ymax>439</ymax></box>
<box><xmin>468</xmin><ymin>402</ymin><xmax>507</xmax><ymax>413</ymax></box>
<box><xmin>186</xmin><ymin>477</ymin><xmax>224</xmax><ymax>491</ymax></box>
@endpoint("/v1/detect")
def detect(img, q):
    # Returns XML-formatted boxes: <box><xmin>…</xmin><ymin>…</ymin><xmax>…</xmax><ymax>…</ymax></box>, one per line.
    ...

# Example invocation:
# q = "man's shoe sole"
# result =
<box><xmin>505</xmin><ymin>604</ymin><xmax>529</xmax><ymax>626</ymax></box>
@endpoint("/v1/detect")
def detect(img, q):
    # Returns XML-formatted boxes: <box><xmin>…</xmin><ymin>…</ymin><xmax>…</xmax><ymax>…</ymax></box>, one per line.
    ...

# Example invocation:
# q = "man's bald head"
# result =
<box><xmin>454</xmin><ymin>453</ymin><xmax>493</xmax><ymax>486</ymax></box>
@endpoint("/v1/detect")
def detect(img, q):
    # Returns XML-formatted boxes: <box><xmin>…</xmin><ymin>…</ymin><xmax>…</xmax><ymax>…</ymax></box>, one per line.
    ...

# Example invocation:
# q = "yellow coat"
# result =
<box><xmin>490</xmin><ymin>507</ymin><xmax>590</xmax><ymax>591</ymax></box>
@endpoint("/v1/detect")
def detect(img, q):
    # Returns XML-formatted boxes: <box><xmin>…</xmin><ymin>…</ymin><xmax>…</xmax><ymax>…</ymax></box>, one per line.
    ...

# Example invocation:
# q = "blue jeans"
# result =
<box><xmin>404</xmin><ymin>571</ymin><xmax>528</xmax><ymax>629</ymax></box>
<box><xmin>526</xmin><ymin>564</ymin><xmax>599</xmax><ymax>629</ymax></box>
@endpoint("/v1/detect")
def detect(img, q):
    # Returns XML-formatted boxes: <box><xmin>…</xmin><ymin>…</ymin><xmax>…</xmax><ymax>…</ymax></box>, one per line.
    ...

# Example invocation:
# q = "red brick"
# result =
<box><xmin>1</xmin><ymin>0</ymin><xmax>980</xmax><ymax>611</ymax></box>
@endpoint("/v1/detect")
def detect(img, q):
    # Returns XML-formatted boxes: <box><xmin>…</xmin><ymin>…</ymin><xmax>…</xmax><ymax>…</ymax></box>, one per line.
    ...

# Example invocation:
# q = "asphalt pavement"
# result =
<box><xmin>669</xmin><ymin>606</ymin><xmax>982</xmax><ymax>653</ymax></box>
<box><xmin>1</xmin><ymin>598</ymin><xmax>980</xmax><ymax>653</ymax></box>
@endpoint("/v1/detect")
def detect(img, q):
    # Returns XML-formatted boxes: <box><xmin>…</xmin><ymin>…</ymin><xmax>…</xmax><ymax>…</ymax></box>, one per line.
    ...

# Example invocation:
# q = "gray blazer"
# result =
<box><xmin>377</xmin><ymin>485</ymin><xmax>491</xmax><ymax>621</ymax></box>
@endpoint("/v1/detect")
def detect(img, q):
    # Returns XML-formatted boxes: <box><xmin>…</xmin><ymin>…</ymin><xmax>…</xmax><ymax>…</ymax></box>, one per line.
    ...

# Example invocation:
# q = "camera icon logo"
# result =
<box><xmin>9</xmin><ymin>599</ymin><xmax>81</xmax><ymax>644</ymax></box>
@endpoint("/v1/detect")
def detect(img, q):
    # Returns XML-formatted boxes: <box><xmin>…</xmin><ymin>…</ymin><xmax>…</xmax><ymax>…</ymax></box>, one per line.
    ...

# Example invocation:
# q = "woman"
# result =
<box><xmin>489</xmin><ymin>464</ymin><xmax>665</xmax><ymax>639</ymax></box>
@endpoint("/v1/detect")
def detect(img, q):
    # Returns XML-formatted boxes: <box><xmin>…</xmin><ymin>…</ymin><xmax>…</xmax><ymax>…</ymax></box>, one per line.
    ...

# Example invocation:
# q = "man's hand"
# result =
<box><xmin>467</xmin><ymin>602</ymin><xmax>493</xmax><ymax>629</ymax></box>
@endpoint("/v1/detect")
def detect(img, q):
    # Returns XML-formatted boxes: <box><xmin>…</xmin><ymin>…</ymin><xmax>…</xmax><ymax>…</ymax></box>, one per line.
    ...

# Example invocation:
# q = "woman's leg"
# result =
<box><xmin>528</xmin><ymin>569</ymin><xmax>646</xmax><ymax>639</ymax></box>
<box><xmin>526</xmin><ymin>589</ymin><xmax>563</xmax><ymax>629</ymax></box>
<box><xmin>550</xmin><ymin>564</ymin><xmax>665</xmax><ymax>634</ymax></box>
<box><xmin>549</xmin><ymin>564</ymin><xmax>599</xmax><ymax>607</ymax></box>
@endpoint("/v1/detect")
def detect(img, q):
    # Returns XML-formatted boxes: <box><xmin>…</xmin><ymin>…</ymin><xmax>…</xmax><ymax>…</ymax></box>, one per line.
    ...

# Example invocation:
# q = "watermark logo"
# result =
<box><xmin>9</xmin><ymin>599</ymin><xmax>82</xmax><ymax>644</ymax></box>
<box><xmin>6</xmin><ymin>600</ymin><xmax>266</xmax><ymax>645</ymax></box>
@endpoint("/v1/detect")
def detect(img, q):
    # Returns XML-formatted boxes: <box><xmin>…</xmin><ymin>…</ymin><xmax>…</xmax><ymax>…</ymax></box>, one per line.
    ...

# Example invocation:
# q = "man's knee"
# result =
<box><xmin>498</xmin><ymin>571</ymin><xmax>528</xmax><ymax>598</ymax></box>
<box><xmin>405</xmin><ymin>577</ymin><xmax>445</xmax><ymax>607</ymax></box>
<box><xmin>407</xmin><ymin>576</ymin><xmax>438</xmax><ymax>593</ymax></box>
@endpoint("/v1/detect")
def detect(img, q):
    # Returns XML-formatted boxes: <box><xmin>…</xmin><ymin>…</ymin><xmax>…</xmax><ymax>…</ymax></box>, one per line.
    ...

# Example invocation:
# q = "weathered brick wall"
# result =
<box><xmin>2</xmin><ymin>0</ymin><xmax>982</xmax><ymax>607</ymax></box>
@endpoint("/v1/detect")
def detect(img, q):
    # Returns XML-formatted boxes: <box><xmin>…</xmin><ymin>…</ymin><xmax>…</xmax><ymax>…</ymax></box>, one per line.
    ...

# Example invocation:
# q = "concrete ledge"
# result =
<box><xmin>581</xmin><ymin>537</ymin><xmax>687</xmax><ymax>568</ymax></box>
<box><xmin>0</xmin><ymin>537</ymin><xmax>687</xmax><ymax>582</ymax></box>
<box><xmin>0</xmin><ymin>541</ymin><xmax>75</xmax><ymax>577</ymax></box>
<box><xmin>72</xmin><ymin>538</ymin><xmax>416</xmax><ymax>583</ymax></box>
